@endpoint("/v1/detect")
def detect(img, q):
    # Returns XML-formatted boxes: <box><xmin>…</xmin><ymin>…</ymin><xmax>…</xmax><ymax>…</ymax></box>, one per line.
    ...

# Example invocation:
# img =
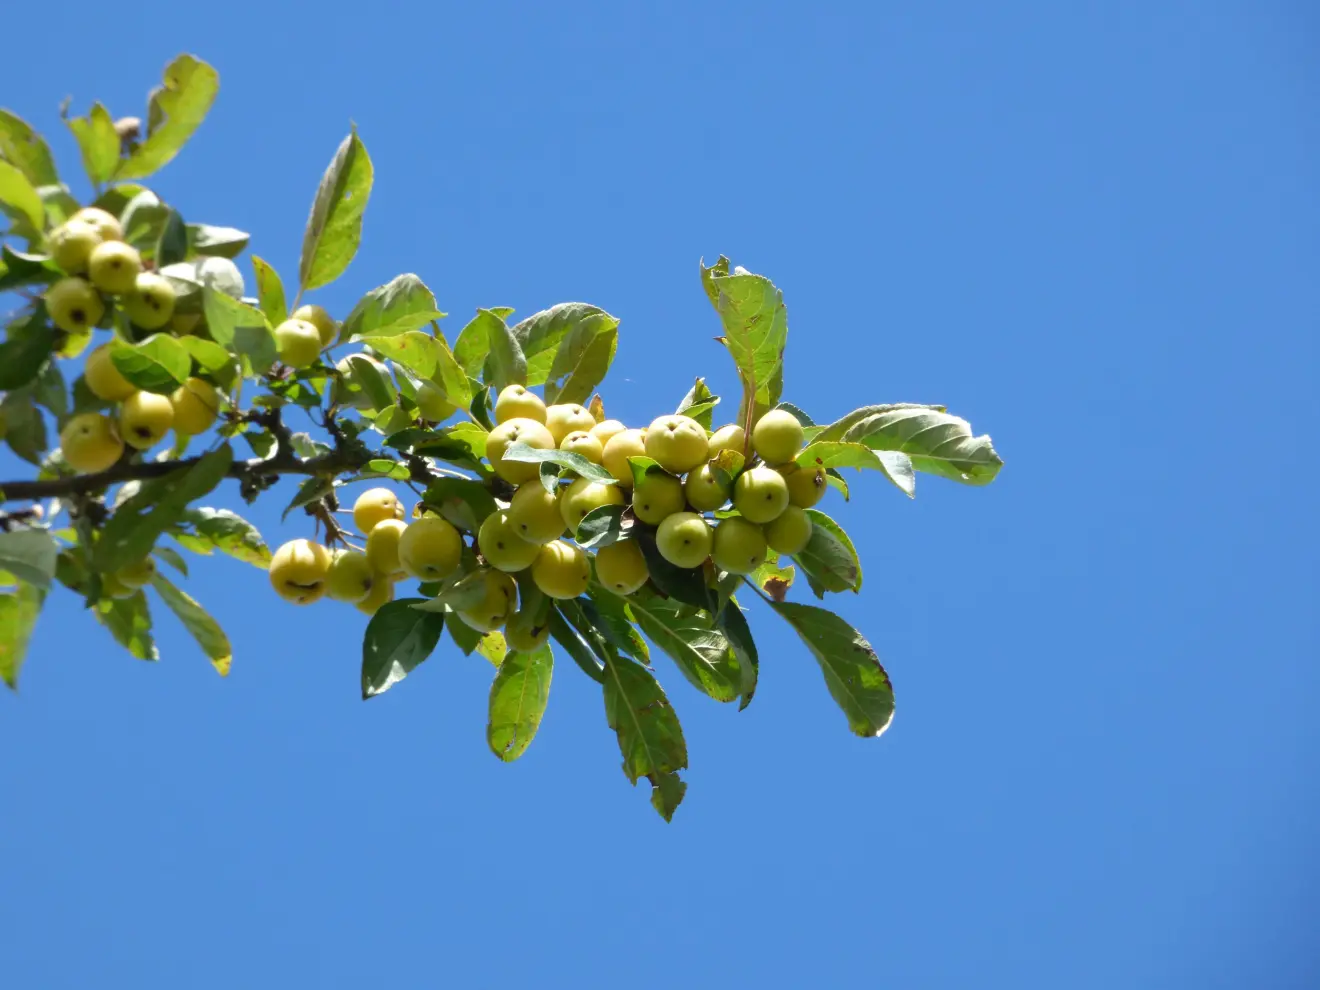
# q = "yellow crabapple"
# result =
<box><xmin>764</xmin><ymin>505</ymin><xmax>813</xmax><ymax>556</ymax></box>
<box><xmin>115</xmin><ymin>557</ymin><xmax>156</xmax><ymax>589</ymax></box>
<box><xmin>506</xmin><ymin>483</ymin><xmax>566</xmax><ymax>544</ymax></box>
<box><xmin>590</xmin><ymin>419</ymin><xmax>626</xmax><ymax>446</ymax></box>
<box><xmin>752</xmin><ymin>409</ymin><xmax>805</xmax><ymax>465</ymax></box>
<box><xmin>593</xmin><ymin>540</ymin><xmax>649</xmax><ymax>595</ymax></box>
<box><xmin>655</xmin><ymin>512</ymin><xmax>713</xmax><ymax>569</ymax></box>
<box><xmin>457</xmin><ymin>569</ymin><xmax>517</xmax><ymax>632</ymax></box>
<box><xmin>531</xmin><ymin>541</ymin><xmax>591</xmax><ymax>600</ymax></box>
<box><xmin>325</xmin><ymin>550</ymin><xmax>377</xmax><ymax>604</ymax></box>
<box><xmin>268</xmin><ymin>539</ymin><xmax>332</xmax><ymax>604</ymax></box>
<box><xmin>559</xmin><ymin>478</ymin><xmax>624</xmax><ymax>532</ymax></box>
<box><xmin>59</xmin><ymin>413</ymin><xmax>123</xmax><ymax>473</ymax></box>
<box><xmin>630</xmin><ymin>471</ymin><xmax>685</xmax><ymax>525</ymax></box>
<box><xmin>711</xmin><ymin>517</ymin><xmax>768</xmax><ymax>574</ymax></box>
<box><xmin>602</xmin><ymin>428</ymin><xmax>648</xmax><ymax>486</ymax></box>
<box><xmin>70</xmin><ymin>207</ymin><xmax>123</xmax><ymax>242</ymax></box>
<box><xmin>684</xmin><ymin>462</ymin><xmax>731</xmax><ymax>512</ymax></box>
<box><xmin>353</xmin><ymin>487</ymin><xmax>404</xmax><ymax>534</ymax></box>
<box><xmin>486</xmin><ymin>417</ymin><xmax>556</xmax><ymax>484</ymax></box>
<box><xmin>274</xmin><ymin>318</ymin><xmax>323</xmax><ymax>368</ymax></box>
<box><xmin>171</xmin><ymin>378</ymin><xmax>221</xmax><ymax>435</ymax></box>
<box><xmin>732</xmin><ymin>466</ymin><xmax>790</xmax><ymax>524</ymax></box>
<box><xmin>560</xmin><ymin>430</ymin><xmax>604</xmax><ymax>463</ymax></box>
<box><xmin>399</xmin><ymin>515</ymin><xmax>464</xmax><ymax>581</ymax></box>
<box><xmin>356</xmin><ymin>575</ymin><xmax>396</xmax><ymax>615</ymax></box>
<box><xmin>505</xmin><ymin>607</ymin><xmax>551</xmax><ymax>652</ymax></box>
<box><xmin>365</xmin><ymin>519</ymin><xmax>409</xmax><ymax>577</ymax></box>
<box><xmin>49</xmin><ymin>219</ymin><xmax>103</xmax><ymax>273</ymax></box>
<box><xmin>779</xmin><ymin>464</ymin><xmax>827</xmax><ymax>508</ymax></box>
<box><xmin>122</xmin><ymin>272</ymin><xmax>176</xmax><ymax>330</ymax></box>
<box><xmin>478</xmin><ymin>511</ymin><xmax>540</xmax><ymax>573</ymax></box>
<box><xmin>494</xmin><ymin>384</ymin><xmax>547</xmax><ymax>425</ymax></box>
<box><xmin>707</xmin><ymin>424</ymin><xmax>746</xmax><ymax>457</ymax></box>
<box><xmin>545</xmin><ymin>403</ymin><xmax>597</xmax><ymax>445</ymax></box>
<box><xmin>292</xmin><ymin>304</ymin><xmax>338</xmax><ymax>347</ymax></box>
<box><xmin>119</xmin><ymin>391</ymin><xmax>174</xmax><ymax>450</ymax></box>
<box><xmin>83</xmin><ymin>343</ymin><xmax>136</xmax><ymax>402</ymax></box>
<box><xmin>45</xmin><ymin>277</ymin><xmax>104</xmax><ymax>335</ymax></box>
<box><xmin>645</xmin><ymin>415</ymin><xmax>709</xmax><ymax>474</ymax></box>
<box><xmin>86</xmin><ymin>240</ymin><xmax>142</xmax><ymax>294</ymax></box>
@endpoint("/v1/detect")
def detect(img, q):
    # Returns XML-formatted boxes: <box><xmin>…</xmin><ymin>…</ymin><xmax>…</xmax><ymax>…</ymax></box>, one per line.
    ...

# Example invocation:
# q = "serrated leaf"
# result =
<box><xmin>249</xmin><ymin>255</ymin><xmax>287</xmax><ymax>327</ymax></box>
<box><xmin>0</xmin><ymin>109</ymin><xmax>59</xmax><ymax>187</ymax></box>
<box><xmin>511</xmin><ymin>303</ymin><xmax>620</xmax><ymax>388</ymax></box>
<box><xmin>795</xmin><ymin>440</ymin><xmax>916</xmax><ymax>497</ymax></box>
<box><xmin>502</xmin><ymin>441</ymin><xmax>616</xmax><ymax>483</ymax></box>
<box><xmin>628</xmin><ymin>590</ymin><xmax>742</xmax><ymax>703</ymax></box>
<box><xmin>487</xmin><ymin>644</ymin><xmax>553</xmax><ymax>761</ymax></box>
<box><xmin>299</xmin><ymin>128</ymin><xmax>373</xmax><ymax>291</ymax></box>
<box><xmin>484</xmin><ymin>309</ymin><xmax>526</xmax><ymax>390</ymax></box>
<box><xmin>94</xmin><ymin>446</ymin><xmax>233</xmax><ymax>573</ymax></box>
<box><xmin>776</xmin><ymin>401</ymin><xmax>816</xmax><ymax>427</ymax></box>
<box><xmin>576</xmin><ymin>504</ymin><xmax>628</xmax><ymax>549</ymax></box>
<box><xmin>171</xmin><ymin>507</ymin><xmax>269</xmax><ymax>567</ymax></box>
<box><xmin>109</xmin><ymin>334</ymin><xmax>191</xmax><ymax>394</ymax></box>
<box><xmin>65</xmin><ymin>102</ymin><xmax>119</xmax><ymax>185</ymax></box>
<box><xmin>626</xmin><ymin>454</ymin><xmax>670</xmax><ymax>489</ymax></box>
<box><xmin>544</xmin><ymin>323</ymin><xmax>617</xmax><ymax>406</ymax></box>
<box><xmin>0</xmin><ymin>581</ymin><xmax>45</xmax><ymax>688</ymax></box>
<box><xmin>150</xmin><ymin>574</ymin><xmax>231</xmax><ymax>676</ymax></box>
<box><xmin>95</xmin><ymin>591</ymin><xmax>158</xmax><ymax>661</ymax></box>
<box><xmin>0</xmin><ymin>529</ymin><xmax>58</xmax><ymax>591</ymax></box>
<box><xmin>793</xmin><ymin>509</ymin><xmax>862</xmax><ymax>596</ymax></box>
<box><xmin>772</xmin><ymin>601</ymin><xmax>894</xmax><ymax>737</ymax></box>
<box><xmin>116</xmin><ymin>55</ymin><xmax>219</xmax><ymax>179</ymax></box>
<box><xmin>343</xmin><ymin>274</ymin><xmax>443</xmax><ymax>339</ymax></box>
<box><xmin>700</xmin><ymin>257</ymin><xmax>788</xmax><ymax>421</ymax></box>
<box><xmin>817</xmin><ymin>404</ymin><xmax>1002</xmax><ymax>486</ymax></box>
<box><xmin>361</xmin><ymin>598</ymin><xmax>445</xmax><ymax>698</ymax></box>
<box><xmin>187</xmin><ymin>223</ymin><xmax>249</xmax><ymax>258</ymax></box>
<box><xmin>601</xmin><ymin>653</ymin><xmax>688</xmax><ymax>820</ymax></box>
<box><xmin>0</xmin><ymin>160</ymin><xmax>45</xmax><ymax>232</ymax></box>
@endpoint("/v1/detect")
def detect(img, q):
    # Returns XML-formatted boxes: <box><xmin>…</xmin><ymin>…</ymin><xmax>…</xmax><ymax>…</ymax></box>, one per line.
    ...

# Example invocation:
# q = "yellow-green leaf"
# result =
<box><xmin>151</xmin><ymin>574</ymin><xmax>232</xmax><ymax>676</ymax></box>
<box><xmin>116</xmin><ymin>54</ymin><xmax>220</xmax><ymax>180</ymax></box>
<box><xmin>299</xmin><ymin>129</ymin><xmax>373</xmax><ymax>291</ymax></box>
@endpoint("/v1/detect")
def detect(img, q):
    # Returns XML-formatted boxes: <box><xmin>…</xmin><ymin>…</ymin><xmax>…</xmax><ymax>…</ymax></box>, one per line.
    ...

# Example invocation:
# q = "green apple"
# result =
<box><xmin>49</xmin><ymin>219</ymin><xmax>103</xmax><ymax>273</ymax></box>
<box><xmin>531</xmin><ymin>540</ymin><xmax>591</xmax><ymax>599</ymax></box>
<box><xmin>507</xmin><ymin>482</ymin><xmax>566</xmax><ymax>544</ymax></box>
<box><xmin>59</xmin><ymin>413</ymin><xmax>123</xmax><ymax>473</ymax></box>
<box><xmin>269</xmin><ymin>539</ymin><xmax>332</xmax><ymax>604</ymax></box>
<box><xmin>684</xmin><ymin>462</ymin><xmax>731</xmax><ymax>512</ymax></box>
<box><xmin>83</xmin><ymin>343</ymin><xmax>137</xmax><ymax>402</ymax></box>
<box><xmin>560</xmin><ymin>478</ymin><xmax>625</xmax><ymax>532</ymax></box>
<box><xmin>545</xmin><ymin>403</ymin><xmax>597</xmax><ymax>444</ymax></box>
<box><xmin>122</xmin><ymin>272</ymin><xmax>176</xmax><ymax>330</ymax></box>
<box><xmin>505</xmin><ymin>607</ymin><xmax>551</xmax><ymax>652</ymax></box>
<box><xmin>655</xmin><ymin>512</ymin><xmax>713</xmax><ymax>569</ymax></box>
<box><xmin>752</xmin><ymin>409</ymin><xmax>805</xmax><ymax>465</ymax></box>
<box><xmin>86</xmin><ymin>240</ymin><xmax>142</xmax><ymax>294</ymax></box>
<box><xmin>70</xmin><ymin>207</ymin><xmax>123</xmax><ymax>242</ymax></box>
<box><xmin>400</xmin><ymin>515</ymin><xmax>464</xmax><ymax>580</ymax></box>
<box><xmin>292</xmin><ymin>303</ymin><xmax>338</xmax><ymax>347</ymax></box>
<box><xmin>115</xmin><ymin>557</ymin><xmax>156</xmax><ymax>589</ymax></box>
<box><xmin>594</xmin><ymin>539</ymin><xmax>649</xmax><ymax>595</ymax></box>
<box><xmin>45</xmin><ymin>277</ymin><xmax>105</xmax><ymax>335</ymax></box>
<box><xmin>764</xmin><ymin>505</ymin><xmax>813</xmax><ymax>555</ymax></box>
<box><xmin>119</xmin><ymin>391</ymin><xmax>174</xmax><ymax>450</ymax></box>
<box><xmin>478</xmin><ymin>511</ymin><xmax>540</xmax><ymax>572</ymax></box>
<box><xmin>458</xmin><ymin>569</ymin><xmax>517</xmax><ymax>632</ymax></box>
<box><xmin>732</xmin><ymin>465</ymin><xmax>790</xmax><ymax>524</ymax></box>
<box><xmin>590</xmin><ymin>419</ymin><xmax>626</xmax><ymax>446</ymax></box>
<box><xmin>645</xmin><ymin>414</ymin><xmax>708</xmax><ymax>474</ymax></box>
<box><xmin>414</xmin><ymin>381</ymin><xmax>457</xmax><ymax>422</ymax></box>
<box><xmin>779</xmin><ymin>464</ymin><xmax>827</xmax><ymax>507</ymax></box>
<box><xmin>487</xmin><ymin>417</ymin><xmax>557</xmax><ymax>483</ymax></box>
<box><xmin>631</xmin><ymin>470</ymin><xmax>685</xmax><ymax>525</ymax></box>
<box><xmin>602</xmin><ymin>428</ymin><xmax>648</xmax><ymax>486</ymax></box>
<box><xmin>560</xmin><ymin>430</ymin><xmax>604</xmax><ymax>464</ymax></box>
<box><xmin>171</xmin><ymin>378</ymin><xmax>221</xmax><ymax>435</ymax></box>
<box><xmin>707</xmin><ymin>423</ymin><xmax>745</xmax><ymax>457</ymax></box>
<box><xmin>356</xmin><ymin>576</ymin><xmax>396</xmax><ymax>615</ymax></box>
<box><xmin>275</xmin><ymin>318</ymin><xmax>323</xmax><ymax>368</ymax></box>
<box><xmin>712</xmin><ymin>516</ymin><xmax>768</xmax><ymax>574</ymax></box>
<box><xmin>366</xmin><ymin>518</ymin><xmax>409</xmax><ymax>577</ymax></box>
<box><xmin>494</xmin><ymin>384</ymin><xmax>547</xmax><ymax>425</ymax></box>
<box><xmin>353</xmin><ymin>487</ymin><xmax>404</xmax><ymax>534</ymax></box>
<box><xmin>325</xmin><ymin>550</ymin><xmax>376</xmax><ymax>603</ymax></box>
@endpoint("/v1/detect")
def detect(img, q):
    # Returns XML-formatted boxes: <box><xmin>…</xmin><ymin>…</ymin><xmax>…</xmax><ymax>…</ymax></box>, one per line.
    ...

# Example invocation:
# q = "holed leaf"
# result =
<box><xmin>487</xmin><ymin>644</ymin><xmax>553</xmax><ymax>761</ymax></box>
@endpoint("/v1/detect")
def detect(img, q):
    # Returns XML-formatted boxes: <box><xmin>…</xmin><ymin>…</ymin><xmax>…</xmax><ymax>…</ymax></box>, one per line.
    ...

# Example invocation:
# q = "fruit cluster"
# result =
<box><xmin>268</xmin><ymin>382</ymin><xmax>825</xmax><ymax>641</ymax></box>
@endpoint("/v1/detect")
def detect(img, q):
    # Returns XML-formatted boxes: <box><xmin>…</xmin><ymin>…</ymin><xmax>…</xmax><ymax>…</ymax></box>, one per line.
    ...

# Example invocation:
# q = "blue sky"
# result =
<box><xmin>2</xmin><ymin>2</ymin><xmax>1316</xmax><ymax>987</ymax></box>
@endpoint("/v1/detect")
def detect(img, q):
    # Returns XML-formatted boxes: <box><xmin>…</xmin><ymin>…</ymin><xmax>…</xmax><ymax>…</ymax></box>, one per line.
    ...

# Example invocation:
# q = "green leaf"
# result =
<box><xmin>675</xmin><ymin>377</ymin><xmax>720</xmax><ymax>430</ymax></box>
<box><xmin>601</xmin><ymin>653</ymin><xmax>688</xmax><ymax>820</ymax></box>
<box><xmin>576</xmin><ymin>504</ymin><xmax>627</xmax><ymax>549</ymax></box>
<box><xmin>1</xmin><ymin>392</ymin><xmax>48</xmax><ymax>466</ymax></box>
<box><xmin>37</xmin><ymin>184</ymin><xmax>80</xmax><ymax>227</ymax></box>
<box><xmin>430</xmin><ymin>335</ymin><xmax>473</xmax><ymax>410</ymax></box>
<box><xmin>582</xmin><ymin>591</ymin><xmax>649</xmax><ymax>664</ymax></box>
<box><xmin>0</xmin><ymin>160</ymin><xmax>45</xmax><ymax>231</ymax></box>
<box><xmin>543</xmin><ymin>318</ymin><xmax>618</xmax><ymax>406</ymax></box>
<box><xmin>715</xmin><ymin>600</ymin><xmax>759</xmax><ymax>709</ymax></box>
<box><xmin>487</xmin><ymin>644</ymin><xmax>553</xmax><ymax>761</ymax></box>
<box><xmin>411</xmin><ymin>570</ymin><xmax>491</xmax><ymax>613</ymax></box>
<box><xmin>700</xmin><ymin>256</ymin><xmax>788</xmax><ymax>420</ymax></box>
<box><xmin>650</xmin><ymin>773</ymin><xmax>687</xmax><ymax>823</ymax></box>
<box><xmin>794</xmin><ymin>509</ymin><xmax>862</xmax><ymax>597</ymax></box>
<box><xmin>65</xmin><ymin>102</ymin><xmax>120</xmax><ymax>185</ymax></box>
<box><xmin>421</xmin><ymin>477</ymin><xmax>497</xmax><ymax>533</ymax></box>
<box><xmin>361</xmin><ymin>598</ymin><xmax>445</xmax><ymax>698</ymax></box>
<box><xmin>282</xmin><ymin>477</ymin><xmax>335</xmax><ymax>521</ymax></box>
<box><xmin>795</xmin><ymin>441</ymin><xmax>915</xmax><ymax>498</ymax></box>
<box><xmin>109</xmin><ymin>334</ymin><xmax>191</xmax><ymax>394</ymax></box>
<box><xmin>816</xmin><ymin>404</ymin><xmax>1002</xmax><ymax>485</ymax></box>
<box><xmin>628</xmin><ymin>590</ymin><xmax>742</xmax><ymax>703</ymax></box>
<box><xmin>771</xmin><ymin>601</ymin><xmax>894</xmax><ymax>737</ymax></box>
<box><xmin>95</xmin><ymin>591</ymin><xmax>158</xmax><ymax>661</ymax></box>
<box><xmin>203</xmin><ymin>288</ymin><xmax>275</xmax><ymax>376</ymax></box>
<box><xmin>476</xmin><ymin>631</ymin><xmax>507</xmax><ymax>667</ymax></box>
<box><xmin>0</xmin><ymin>581</ymin><xmax>45</xmax><ymax>688</ymax></box>
<box><xmin>0</xmin><ymin>244</ymin><xmax>59</xmax><ymax>293</ymax></box>
<box><xmin>776</xmin><ymin>401</ymin><xmax>815</xmax><ymax>427</ymax></box>
<box><xmin>114</xmin><ymin>55</ymin><xmax>219</xmax><ymax>179</ymax></box>
<box><xmin>35</xmin><ymin>361</ymin><xmax>67</xmax><ymax>419</ymax></box>
<box><xmin>341</xmin><ymin>352</ymin><xmax>396</xmax><ymax>412</ymax></box>
<box><xmin>157</xmin><ymin>208</ymin><xmax>188</xmax><ymax>266</ymax></box>
<box><xmin>299</xmin><ymin>128</ymin><xmax>373</xmax><ymax>291</ymax></box>
<box><xmin>453</xmin><ymin>309</ymin><xmax>512</xmax><ymax>377</ymax></box>
<box><xmin>501</xmin><ymin>440</ymin><xmax>616</xmax><ymax>484</ymax></box>
<box><xmin>484</xmin><ymin>309</ymin><xmax>526</xmax><ymax>390</ymax></box>
<box><xmin>0</xmin><ymin>109</ymin><xmax>59</xmax><ymax>187</ymax></box>
<box><xmin>150</xmin><ymin>574</ymin><xmax>231</xmax><ymax>676</ymax></box>
<box><xmin>547</xmin><ymin>606</ymin><xmax>604</xmax><ymax>682</ymax></box>
<box><xmin>359</xmin><ymin>330</ymin><xmax>438</xmax><ymax>378</ymax></box>
<box><xmin>826</xmin><ymin>468</ymin><xmax>850</xmax><ymax>501</ymax></box>
<box><xmin>249</xmin><ymin>255</ymin><xmax>287</xmax><ymax>327</ymax></box>
<box><xmin>0</xmin><ymin>529</ymin><xmax>58</xmax><ymax>591</ymax></box>
<box><xmin>365</xmin><ymin>458</ymin><xmax>410</xmax><ymax>481</ymax></box>
<box><xmin>0</xmin><ymin>318</ymin><xmax>55</xmax><ymax>391</ymax></box>
<box><xmin>511</xmin><ymin>302</ymin><xmax>620</xmax><ymax>388</ymax></box>
<box><xmin>151</xmin><ymin>544</ymin><xmax>188</xmax><ymax>575</ymax></box>
<box><xmin>171</xmin><ymin>507</ymin><xmax>269</xmax><ymax>567</ymax></box>
<box><xmin>343</xmin><ymin>274</ymin><xmax>443</xmax><ymax>339</ymax></box>
<box><xmin>178</xmin><ymin>336</ymin><xmax>235</xmax><ymax>376</ymax></box>
<box><xmin>749</xmin><ymin>554</ymin><xmax>795</xmax><ymax>599</ymax></box>
<box><xmin>187</xmin><ymin>223</ymin><xmax>249</xmax><ymax>258</ymax></box>
<box><xmin>94</xmin><ymin>445</ymin><xmax>233</xmax><ymax>573</ymax></box>
<box><xmin>626</xmin><ymin>454</ymin><xmax>670</xmax><ymax>490</ymax></box>
<box><xmin>446</xmin><ymin>613</ymin><xmax>482</xmax><ymax>655</ymax></box>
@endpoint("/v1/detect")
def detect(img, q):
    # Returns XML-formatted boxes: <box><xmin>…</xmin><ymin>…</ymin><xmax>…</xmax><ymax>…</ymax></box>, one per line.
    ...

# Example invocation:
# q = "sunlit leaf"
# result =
<box><xmin>151</xmin><ymin>574</ymin><xmax>231</xmax><ymax>676</ymax></box>
<box><xmin>0</xmin><ymin>109</ymin><xmax>59</xmax><ymax>187</ymax></box>
<box><xmin>109</xmin><ymin>334</ymin><xmax>191</xmax><ymax>394</ymax></box>
<box><xmin>487</xmin><ymin>644</ymin><xmax>553</xmax><ymax>761</ymax></box>
<box><xmin>343</xmin><ymin>274</ymin><xmax>443</xmax><ymax>339</ymax></box>
<box><xmin>64</xmin><ymin>102</ymin><xmax>119</xmax><ymax>185</ymax></box>
<box><xmin>0</xmin><ymin>160</ymin><xmax>45</xmax><ymax>231</ymax></box>
<box><xmin>95</xmin><ymin>591</ymin><xmax>158</xmax><ymax>661</ymax></box>
<box><xmin>249</xmin><ymin>255</ymin><xmax>287</xmax><ymax>327</ymax></box>
<box><xmin>0</xmin><ymin>580</ymin><xmax>45</xmax><ymax>688</ymax></box>
<box><xmin>601</xmin><ymin>653</ymin><xmax>688</xmax><ymax>821</ymax></box>
<box><xmin>793</xmin><ymin>509</ymin><xmax>862</xmax><ymax>597</ymax></box>
<box><xmin>628</xmin><ymin>590</ymin><xmax>742</xmax><ymax>703</ymax></box>
<box><xmin>700</xmin><ymin>256</ymin><xmax>787</xmax><ymax>421</ymax></box>
<box><xmin>116</xmin><ymin>54</ymin><xmax>220</xmax><ymax>179</ymax></box>
<box><xmin>299</xmin><ymin>128</ymin><xmax>373</xmax><ymax>291</ymax></box>
<box><xmin>361</xmin><ymin>598</ymin><xmax>445</xmax><ymax>698</ymax></box>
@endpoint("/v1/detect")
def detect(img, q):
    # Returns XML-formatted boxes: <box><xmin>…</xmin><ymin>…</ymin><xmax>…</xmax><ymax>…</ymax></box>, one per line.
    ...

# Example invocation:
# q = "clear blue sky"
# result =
<box><xmin>2</xmin><ymin>2</ymin><xmax>1316</xmax><ymax>987</ymax></box>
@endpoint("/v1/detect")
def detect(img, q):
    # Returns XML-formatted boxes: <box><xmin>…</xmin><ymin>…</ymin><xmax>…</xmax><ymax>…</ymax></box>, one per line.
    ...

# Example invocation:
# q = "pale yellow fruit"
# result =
<box><xmin>119</xmin><ymin>391</ymin><xmax>174</xmax><ymax>450</ymax></box>
<box><xmin>49</xmin><ymin>219</ymin><xmax>103</xmax><ymax>273</ymax></box>
<box><xmin>356</xmin><ymin>576</ymin><xmax>396</xmax><ymax>615</ymax></box>
<box><xmin>292</xmin><ymin>303</ymin><xmax>338</xmax><ymax>347</ymax></box>
<box><xmin>478</xmin><ymin>511</ymin><xmax>540</xmax><ymax>572</ymax></box>
<box><xmin>275</xmin><ymin>318</ymin><xmax>323</xmax><ymax>368</ymax></box>
<box><xmin>645</xmin><ymin>415</ymin><xmax>709</xmax><ymax>474</ymax></box>
<box><xmin>732</xmin><ymin>466</ymin><xmax>791</xmax><ymax>524</ymax></box>
<box><xmin>45</xmin><ymin>277</ymin><xmax>104</xmax><ymax>335</ymax></box>
<box><xmin>269</xmin><ymin>539</ymin><xmax>332</xmax><ymax>604</ymax></box>
<box><xmin>764</xmin><ymin>505</ymin><xmax>813</xmax><ymax>556</ymax></box>
<box><xmin>752</xmin><ymin>409</ymin><xmax>805</xmax><ymax>465</ymax></box>
<box><xmin>399</xmin><ymin>515</ymin><xmax>463</xmax><ymax>580</ymax></box>
<box><xmin>353</xmin><ymin>487</ymin><xmax>404</xmax><ymax>534</ymax></box>
<box><xmin>711</xmin><ymin>517</ymin><xmax>768</xmax><ymax>574</ymax></box>
<box><xmin>83</xmin><ymin>343</ymin><xmax>136</xmax><ymax>401</ymax></box>
<box><xmin>779</xmin><ymin>464</ymin><xmax>827</xmax><ymax>508</ymax></box>
<box><xmin>506</xmin><ymin>483</ymin><xmax>566</xmax><ymax>544</ymax></box>
<box><xmin>366</xmin><ymin>519</ymin><xmax>409</xmax><ymax>577</ymax></box>
<box><xmin>560</xmin><ymin>430</ymin><xmax>604</xmax><ymax>464</ymax></box>
<box><xmin>122</xmin><ymin>272</ymin><xmax>175</xmax><ymax>330</ymax></box>
<box><xmin>59</xmin><ymin>413</ymin><xmax>123</xmax><ymax>473</ymax></box>
<box><xmin>594</xmin><ymin>540</ymin><xmax>649</xmax><ymax>595</ymax></box>
<box><xmin>486</xmin><ymin>417</ymin><xmax>556</xmax><ymax>484</ymax></box>
<box><xmin>707</xmin><ymin>424</ymin><xmax>746</xmax><ymax>457</ymax></box>
<box><xmin>505</xmin><ymin>608</ymin><xmax>551</xmax><ymax>651</ymax></box>
<box><xmin>655</xmin><ymin>512</ymin><xmax>713</xmax><ymax>569</ymax></box>
<box><xmin>325</xmin><ymin>551</ymin><xmax>377</xmax><ymax>604</ymax></box>
<box><xmin>531</xmin><ymin>541</ymin><xmax>591</xmax><ymax>599</ymax></box>
<box><xmin>684</xmin><ymin>462</ymin><xmax>731</xmax><ymax>512</ymax></box>
<box><xmin>87</xmin><ymin>240</ymin><xmax>142</xmax><ymax>294</ymax></box>
<box><xmin>630</xmin><ymin>471</ymin><xmax>685</xmax><ymax>525</ymax></box>
<box><xmin>602</xmin><ymin>428</ymin><xmax>648</xmax><ymax>486</ymax></box>
<box><xmin>494</xmin><ymin>384</ymin><xmax>547</xmax><ymax>424</ymax></box>
<box><xmin>559</xmin><ymin>478</ymin><xmax>625</xmax><ymax>532</ymax></box>
<box><xmin>414</xmin><ymin>381</ymin><xmax>457</xmax><ymax>422</ymax></box>
<box><xmin>590</xmin><ymin>419</ymin><xmax>626</xmax><ymax>446</ymax></box>
<box><xmin>171</xmin><ymin>378</ymin><xmax>221</xmax><ymax>435</ymax></box>
<box><xmin>70</xmin><ymin>207</ymin><xmax>123</xmax><ymax>242</ymax></box>
<box><xmin>115</xmin><ymin>557</ymin><xmax>156</xmax><ymax>589</ymax></box>
<box><xmin>545</xmin><ymin>403</ymin><xmax>596</xmax><ymax>444</ymax></box>
<box><xmin>457</xmin><ymin>569</ymin><xmax>517</xmax><ymax>632</ymax></box>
